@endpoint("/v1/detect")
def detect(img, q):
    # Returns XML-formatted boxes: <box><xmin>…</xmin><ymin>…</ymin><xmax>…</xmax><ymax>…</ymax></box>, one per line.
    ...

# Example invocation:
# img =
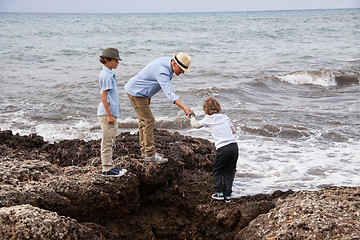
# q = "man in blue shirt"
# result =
<box><xmin>125</xmin><ymin>52</ymin><xmax>194</xmax><ymax>164</ymax></box>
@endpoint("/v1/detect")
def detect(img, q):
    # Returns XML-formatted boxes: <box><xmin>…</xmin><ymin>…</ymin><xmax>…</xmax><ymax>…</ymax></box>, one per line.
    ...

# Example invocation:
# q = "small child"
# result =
<box><xmin>97</xmin><ymin>48</ymin><xmax>127</xmax><ymax>177</ymax></box>
<box><xmin>190</xmin><ymin>97</ymin><xmax>238</xmax><ymax>202</ymax></box>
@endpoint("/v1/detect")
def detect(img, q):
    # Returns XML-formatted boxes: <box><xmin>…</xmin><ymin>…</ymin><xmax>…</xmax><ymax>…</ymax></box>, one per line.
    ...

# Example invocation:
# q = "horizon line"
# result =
<box><xmin>0</xmin><ymin>7</ymin><xmax>358</xmax><ymax>15</ymax></box>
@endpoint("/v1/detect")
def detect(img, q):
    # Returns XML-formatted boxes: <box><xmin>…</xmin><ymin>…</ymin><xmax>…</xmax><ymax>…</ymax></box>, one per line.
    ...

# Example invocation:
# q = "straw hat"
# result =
<box><xmin>100</xmin><ymin>48</ymin><xmax>122</xmax><ymax>60</ymax></box>
<box><xmin>173</xmin><ymin>52</ymin><xmax>191</xmax><ymax>72</ymax></box>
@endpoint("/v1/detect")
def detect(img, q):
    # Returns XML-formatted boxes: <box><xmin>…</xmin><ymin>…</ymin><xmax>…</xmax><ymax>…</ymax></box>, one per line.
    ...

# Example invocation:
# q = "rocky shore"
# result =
<box><xmin>0</xmin><ymin>129</ymin><xmax>359</xmax><ymax>239</ymax></box>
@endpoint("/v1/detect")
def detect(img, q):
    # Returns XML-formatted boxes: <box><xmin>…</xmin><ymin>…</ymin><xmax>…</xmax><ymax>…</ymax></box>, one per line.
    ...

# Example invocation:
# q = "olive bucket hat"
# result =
<box><xmin>100</xmin><ymin>48</ymin><xmax>122</xmax><ymax>60</ymax></box>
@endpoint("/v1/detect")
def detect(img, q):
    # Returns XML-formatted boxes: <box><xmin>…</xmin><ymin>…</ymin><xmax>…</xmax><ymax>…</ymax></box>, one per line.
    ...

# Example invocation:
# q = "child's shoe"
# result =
<box><xmin>102</xmin><ymin>168</ymin><xmax>127</xmax><ymax>177</ymax></box>
<box><xmin>224</xmin><ymin>196</ymin><xmax>231</xmax><ymax>203</ymax></box>
<box><xmin>211</xmin><ymin>192</ymin><xmax>224</xmax><ymax>201</ymax></box>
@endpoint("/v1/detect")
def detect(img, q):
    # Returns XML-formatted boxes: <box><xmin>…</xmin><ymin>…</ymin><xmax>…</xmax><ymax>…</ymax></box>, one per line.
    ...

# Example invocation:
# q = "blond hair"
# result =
<box><xmin>202</xmin><ymin>97</ymin><xmax>221</xmax><ymax>115</ymax></box>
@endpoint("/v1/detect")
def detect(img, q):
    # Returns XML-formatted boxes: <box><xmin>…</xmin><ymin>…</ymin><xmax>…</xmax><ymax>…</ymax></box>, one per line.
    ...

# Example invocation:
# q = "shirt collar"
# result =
<box><xmin>103</xmin><ymin>66</ymin><xmax>115</xmax><ymax>76</ymax></box>
<box><xmin>169</xmin><ymin>58</ymin><xmax>174</xmax><ymax>75</ymax></box>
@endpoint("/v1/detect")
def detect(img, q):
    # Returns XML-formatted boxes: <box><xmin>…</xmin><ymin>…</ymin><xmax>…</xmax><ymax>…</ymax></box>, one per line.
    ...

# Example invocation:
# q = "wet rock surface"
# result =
<box><xmin>0</xmin><ymin>129</ymin><xmax>358</xmax><ymax>239</ymax></box>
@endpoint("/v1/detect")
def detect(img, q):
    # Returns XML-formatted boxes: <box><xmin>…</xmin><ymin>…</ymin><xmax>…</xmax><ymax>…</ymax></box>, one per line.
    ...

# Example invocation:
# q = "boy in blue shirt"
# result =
<box><xmin>97</xmin><ymin>48</ymin><xmax>127</xmax><ymax>177</ymax></box>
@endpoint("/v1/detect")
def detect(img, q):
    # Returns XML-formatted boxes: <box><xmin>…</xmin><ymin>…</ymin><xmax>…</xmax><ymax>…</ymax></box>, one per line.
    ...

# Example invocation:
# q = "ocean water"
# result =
<box><xmin>0</xmin><ymin>9</ymin><xmax>359</xmax><ymax>197</ymax></box>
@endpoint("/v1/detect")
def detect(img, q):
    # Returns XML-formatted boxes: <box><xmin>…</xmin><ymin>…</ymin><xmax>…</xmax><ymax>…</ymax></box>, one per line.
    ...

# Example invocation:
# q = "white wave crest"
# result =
<box><xmin>276</xmin><ymin>69</ymin><xmax>336</xmax><ymax>86</ymax></box>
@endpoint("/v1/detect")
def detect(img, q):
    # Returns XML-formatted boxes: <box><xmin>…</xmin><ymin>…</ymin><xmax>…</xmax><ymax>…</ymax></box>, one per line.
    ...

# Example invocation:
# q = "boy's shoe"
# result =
<box><xmin>211</xmin><ymin>192</ymin><xmax>224</xmax><ymax>201</ymax></box>
<box><xmin>144</xmin><ymin>153</ymin><xmax>168</xmax><ymax>164</ymax></box>
<box><xmin>102</xmin><ymin>168</ymin><xmax>127</xmax><ymax>177</ymax></box>
<box><xmin>224</xmin><ymin>196</ymin><xmax>231</xmax><ymax>203</ymax></box>
<box><xmin>113</xmin><ymin>167</ymin><xmax>127</xmax><ymax>176</ymax></box>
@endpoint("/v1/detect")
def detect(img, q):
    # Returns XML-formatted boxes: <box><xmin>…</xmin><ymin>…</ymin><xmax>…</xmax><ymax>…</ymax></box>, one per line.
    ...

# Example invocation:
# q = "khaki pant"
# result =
<box><xmin>98</xmin><ymin>115</ymin><xmax>117</xmax><ymax>171</ymax></box>
<box><xmin>127</xmin><ymin>93</ymin><xmax>155</xmax><ymax>157</ymax></box>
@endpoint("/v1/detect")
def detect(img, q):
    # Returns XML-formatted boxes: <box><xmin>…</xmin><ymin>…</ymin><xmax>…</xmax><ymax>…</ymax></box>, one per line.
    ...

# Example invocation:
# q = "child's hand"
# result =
<box><xmin>107</xmin><ymin>115</ymin><xmax>115</xmax><ymax>125</ymax></box>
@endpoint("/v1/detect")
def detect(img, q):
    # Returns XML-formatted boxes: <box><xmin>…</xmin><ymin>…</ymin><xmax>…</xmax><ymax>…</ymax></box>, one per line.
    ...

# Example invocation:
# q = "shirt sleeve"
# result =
<box><xmin>156</xmin><ymin>71</ymin><xmax>179</xmax><ymax>103</ymax></box>
<box><xmin>100</xmin><ymin>74</ymin><xmax>114</xmax><ymax>92</ymax></box>
<box><xmin>190</xmin><ymin>117</ymin><xmax>203</xmax><ymax>128</ymax></box>
<box><xmin>198</xmin><ymin>117</ymin><xmax>208</xmax><ymax>128</ymax></box>
<box><xmin>226</xmin><ymin>116</ymin><xmax>236</xmax><ymax>134</ymax></box>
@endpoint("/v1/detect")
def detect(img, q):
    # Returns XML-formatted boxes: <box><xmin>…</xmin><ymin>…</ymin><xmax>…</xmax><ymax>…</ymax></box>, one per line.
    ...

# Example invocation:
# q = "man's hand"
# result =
<box><xmin>174</xmin><ymin>99</ymin><xmax>194</xmax><ymax>118</ymax></box>
<box><xmin>184</xmin><ymin>107</ymin><xmax>194</xmax><ymax>118</ymax></box>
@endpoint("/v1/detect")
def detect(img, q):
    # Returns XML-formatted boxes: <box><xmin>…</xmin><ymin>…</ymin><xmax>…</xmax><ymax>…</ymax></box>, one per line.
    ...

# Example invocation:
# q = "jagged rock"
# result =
<box><xmin>236</xmin><ymin>186</ymin><xmax>360</xmax><ymax>240</ymax></box>
<box><xmin>0</xmin><ymin>156</ymin><xmax>140</xmax><ymax>222</ymax></box>
<box><xmin>0</xmin><ymin>129</ymin><xmax>221</xmax><ymax>239</ymax></box>
<box><xmin>0</xmin><ymin>204</ymin><xmax>99</xmax><ymax>239</ymax></box>
<box><xmin>1</xmin><ymin>130</ymin><xmax>358</xmax><ymax>239</ymax></box>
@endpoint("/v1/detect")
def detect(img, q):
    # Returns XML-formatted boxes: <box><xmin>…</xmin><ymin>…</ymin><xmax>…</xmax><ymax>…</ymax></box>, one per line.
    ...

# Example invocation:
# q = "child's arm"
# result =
<box><xmin>101</xmin><ymin>90</ymin><xmax>115</xmax><ymax>125</ymax></box>
<box><xmin>230</xmin><ymin>124</ymin><xmax>237</xmax><ymax>134</ymax></box>
<box><xmin>190</xmin><ymin>115</ymin><xmax>202</xmax><ymax>129</ymax></box>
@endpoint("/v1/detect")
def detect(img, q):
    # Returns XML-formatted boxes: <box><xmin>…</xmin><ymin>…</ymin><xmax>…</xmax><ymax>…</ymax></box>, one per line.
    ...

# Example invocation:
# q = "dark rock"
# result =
<box><xmin>1</xmin><ymin>129</ymin><xmax>358</xmax><ymax>239</ymax></box>
<box><xmin>235</xmin><ymin>186</ymin><xmax>360</xmax><ymax>240</ymax></box>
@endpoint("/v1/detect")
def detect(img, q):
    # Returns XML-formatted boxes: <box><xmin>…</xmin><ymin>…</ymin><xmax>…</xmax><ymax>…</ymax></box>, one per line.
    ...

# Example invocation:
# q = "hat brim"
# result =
<box><xmin>173</xmin><ymin>53</ymin><xmax>191</xmax><ymax>72</ymax></box>
<box><xmin>100</xmin><ymin>55</ymin><xmax>122</xmax><ymax>61</ymax></box>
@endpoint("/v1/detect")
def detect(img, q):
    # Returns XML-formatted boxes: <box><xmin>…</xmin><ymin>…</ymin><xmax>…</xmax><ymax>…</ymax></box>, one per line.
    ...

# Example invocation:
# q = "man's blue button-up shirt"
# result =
<box><xmin>124</xmin><ymin>57</ymin><xmax>179</xmax><ymax>103</ymax></box>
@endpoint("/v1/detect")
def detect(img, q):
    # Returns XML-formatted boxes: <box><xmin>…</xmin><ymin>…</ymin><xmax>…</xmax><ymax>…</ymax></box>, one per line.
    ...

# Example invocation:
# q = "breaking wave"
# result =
<box><xmin>275</xmin><ymin>69</ymin><xmax>359</xmax><ymax>87</ymax></box>
<box><xmin>276</xmin><ymin>69</ymin><xmax>337</xmax><ymax>86</ymax></box>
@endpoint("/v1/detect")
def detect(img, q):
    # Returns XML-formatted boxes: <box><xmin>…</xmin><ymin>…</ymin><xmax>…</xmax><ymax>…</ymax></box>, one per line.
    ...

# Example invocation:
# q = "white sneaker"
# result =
<box><xmin>144</xmin><ymin>153</ymin><xmax>168</xmax><ymax>164</ymax></box>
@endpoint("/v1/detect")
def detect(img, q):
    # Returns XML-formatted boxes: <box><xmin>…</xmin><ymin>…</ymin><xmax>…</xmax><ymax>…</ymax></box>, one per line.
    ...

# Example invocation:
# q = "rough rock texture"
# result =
<box><xmin>1</xmin><ymin>129</ymin><xmax>359</xmax><ymax>239</ymax></box>
<box><xmin>236</xmin><ymin>186</ymin><xmax>360</xmax><ymax>240</ymax></box>
<box><xmin>0</xmin><ymin>204</ymin><xmax>99</xmax><ymax>239</ymax></box>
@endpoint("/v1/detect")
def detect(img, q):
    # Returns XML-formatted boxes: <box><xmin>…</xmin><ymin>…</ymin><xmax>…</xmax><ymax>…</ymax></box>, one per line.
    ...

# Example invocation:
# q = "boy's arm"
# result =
<box><xmin>101</xmin><ymin>90</ymin><xmax>115</xmax><ymax>125</ymax></box>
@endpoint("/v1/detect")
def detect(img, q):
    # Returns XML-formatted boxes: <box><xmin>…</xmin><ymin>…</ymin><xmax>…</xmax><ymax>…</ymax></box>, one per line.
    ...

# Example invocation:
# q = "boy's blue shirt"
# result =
<box><xmin>97</xmin><ymin>66</ymin><xmax>121</xmax><ymax>117</ymax></box>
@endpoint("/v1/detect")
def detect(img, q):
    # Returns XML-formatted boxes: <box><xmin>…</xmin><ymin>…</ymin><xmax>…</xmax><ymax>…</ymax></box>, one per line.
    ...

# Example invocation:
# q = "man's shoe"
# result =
<box><xmin>102</xmin><ymin>168</ymin><xmax>127</xmax><ymax>177</ymax></box>
<box><xmin>144</xmin><ymin>153</ymin><xmax>168</xmax><ymax>164</ymax></box>
<box><xmin>211</xmin><ymin>192</ymin><xmax>224</xmax><ymax>201</ymax></box>
<box><xmin>224</xmin><ymin>196</ymin><xmax>231</xmax><ymax>203</ymax></box>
